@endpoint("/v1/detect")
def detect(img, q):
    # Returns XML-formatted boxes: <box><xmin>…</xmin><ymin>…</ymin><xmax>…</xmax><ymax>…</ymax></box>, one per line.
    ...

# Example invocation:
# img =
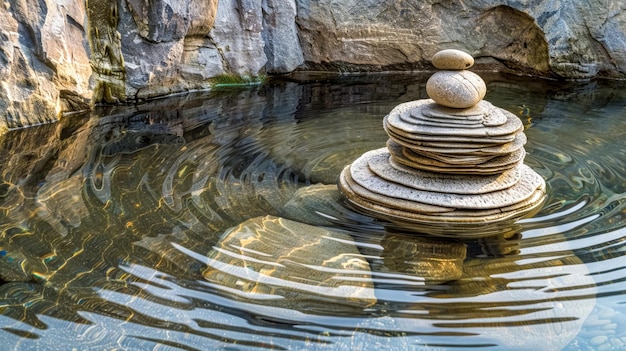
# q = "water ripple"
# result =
<box><xmin>1</xmin><ymin>75</ymin><xmax>625</xmax><ymax>350</ymax></box>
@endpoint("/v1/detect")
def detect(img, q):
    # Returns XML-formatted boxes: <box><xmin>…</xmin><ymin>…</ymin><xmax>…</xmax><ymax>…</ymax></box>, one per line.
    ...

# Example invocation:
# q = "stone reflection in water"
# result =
<box><xmin>359</xmin><ymin>222</ymin><xmax>597</xmax><ymax>351</ymax></box>
<box><xmin>377</xmin><ymin>232</ymin><xmax>467</xmax><ymax>284</ymax></box>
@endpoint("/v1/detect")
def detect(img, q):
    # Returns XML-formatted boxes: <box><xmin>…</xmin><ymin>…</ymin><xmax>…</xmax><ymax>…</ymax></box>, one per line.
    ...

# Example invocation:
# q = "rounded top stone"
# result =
<box><xmin>432</xmin><ymin>49</ymin><xmax>474</xmax><ymax>70</ymax></box>
<box><xmin>426</xmin><ymin>70</ymin><xmax>486</xmax><ymax>108</ymax></box>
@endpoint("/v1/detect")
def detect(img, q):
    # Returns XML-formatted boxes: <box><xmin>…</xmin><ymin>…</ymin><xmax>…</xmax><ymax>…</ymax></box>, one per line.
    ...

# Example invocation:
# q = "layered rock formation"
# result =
<box><xmin>296</xmin><ymin>0</ymin><xmax>626</xmax><ymax>79</ymax></box>
<box><xmin>0</xmin><ymin>0</ymin><xmax>92</xmax><ymax>133</ymax></box>
<box><xmin>96</xmin><ymin>0</ymin><xmax>302</xmax><ymax>101</ymax></box>
<box><xmin>2</xmin><ymin>0</ymin><xmax>626</xmax><ymax>132</ymax></box>
<box><xmin>338</xmin><ymin>50</ymin><xmax>546</xmax><ymax>237</ymax></box>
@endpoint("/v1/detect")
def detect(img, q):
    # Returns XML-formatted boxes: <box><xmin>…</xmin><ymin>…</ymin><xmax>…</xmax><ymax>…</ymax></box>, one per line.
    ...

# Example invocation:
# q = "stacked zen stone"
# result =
<box><xmin>338</xmin><ymin>49</ymin><xmax>546</xmax><ymax>237</ymax></box>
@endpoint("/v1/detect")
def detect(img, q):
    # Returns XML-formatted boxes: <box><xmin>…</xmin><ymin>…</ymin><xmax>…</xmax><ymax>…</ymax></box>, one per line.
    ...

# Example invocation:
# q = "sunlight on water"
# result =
<box><xmin>0</xmin><ymin>74</ymin><xmax>625</xmax><ymax>350</ymax></box>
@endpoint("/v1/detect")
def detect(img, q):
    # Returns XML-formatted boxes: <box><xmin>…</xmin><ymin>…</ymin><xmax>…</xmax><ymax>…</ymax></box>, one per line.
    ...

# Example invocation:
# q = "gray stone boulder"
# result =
<box><xmin>0</xmin><ymin>0</ymin><xmax>92</xmax><ymax>133</ymax></box>
<box><xmin>93</xmin><ymin>0</ymin><xmax>273</xmax><ymax>101</ymax></box>
<box><xmin>207</xmin><ymin>0</ymin><xmax>267</xmax><ymax>77</ymax></box>
<box><xmin>106</xmin><ymin>0</ymin><xmax>222</xmax><ymax>100</ymax></box>
<box><xmin>262</xmin><ymin>0</ymin><xmax>304</xmax><ymax>73</ymax></box>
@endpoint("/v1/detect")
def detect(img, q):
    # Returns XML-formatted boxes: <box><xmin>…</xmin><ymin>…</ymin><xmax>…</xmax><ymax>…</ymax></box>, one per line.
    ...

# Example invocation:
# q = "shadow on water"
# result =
<box><xmin>0</xmin><ymin>74</ymin><xmax>625</xmax><ymax>350</ymax></box>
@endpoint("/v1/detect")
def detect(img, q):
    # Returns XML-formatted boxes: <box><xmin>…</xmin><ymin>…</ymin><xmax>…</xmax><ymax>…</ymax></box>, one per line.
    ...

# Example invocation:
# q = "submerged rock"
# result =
<box><xmin>379</xmin><ymin>233</ymin><xmax>466</xmax><ymax>283</ymax></box>
<box><xmin>202</xmin><ymin>216</ymin><xmax>376</xmax><ymax>312</ymax></box>
<box><xmin>279</xmin><ymin>184</ymin><xmax>346</xmax><ymax>226</ymax></box>
<box><xmin>446</xmin><ymin>254</ymin><xmax>596</xmax><ymax>351</ymax></box>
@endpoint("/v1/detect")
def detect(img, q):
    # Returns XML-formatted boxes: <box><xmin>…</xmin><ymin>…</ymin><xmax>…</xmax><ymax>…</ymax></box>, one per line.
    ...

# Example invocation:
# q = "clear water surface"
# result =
<box><xmin>0</xmin><ymin>73</ymin><xmax>625</xmax><ymax>351</ymax></box>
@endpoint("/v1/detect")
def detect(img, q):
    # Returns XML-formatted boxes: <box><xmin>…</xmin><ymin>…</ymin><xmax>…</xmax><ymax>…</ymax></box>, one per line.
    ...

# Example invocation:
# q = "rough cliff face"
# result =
<box><xmin>1</xmin><ymin>0</ymin><xmax>626</xmax><ymax>132</ymax></box>
<box><xmin>296</xmin><ymin>0</ymin><xmax>626</xmax><ymax>79</ymax></box>
<box><xmin>0</xmin><ymin>0</ymin><xmax>92</xmax><ymax>133</ymax></box>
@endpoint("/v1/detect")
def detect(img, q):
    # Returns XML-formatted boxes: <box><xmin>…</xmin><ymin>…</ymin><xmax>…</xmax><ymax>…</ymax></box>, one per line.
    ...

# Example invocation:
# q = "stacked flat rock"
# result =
<box><xmin>338</xmin><ymin>49</ymin><xmax>546</xmax><ymax>237</ymax></box>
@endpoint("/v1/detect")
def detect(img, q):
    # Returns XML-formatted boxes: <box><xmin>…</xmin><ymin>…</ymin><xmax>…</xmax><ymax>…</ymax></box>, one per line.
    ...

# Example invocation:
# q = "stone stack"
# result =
<box><xmin>338</xmin><ymin>49</ymin><xmax>546</xmax><ymax>237</ymax></box>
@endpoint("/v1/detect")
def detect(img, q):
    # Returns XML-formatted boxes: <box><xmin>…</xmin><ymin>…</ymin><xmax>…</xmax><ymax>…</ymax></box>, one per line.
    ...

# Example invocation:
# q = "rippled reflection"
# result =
<box><xmin>0</xmin><ymin>74</ymin><xmax>625</xmax><ymax>350</ymax></box>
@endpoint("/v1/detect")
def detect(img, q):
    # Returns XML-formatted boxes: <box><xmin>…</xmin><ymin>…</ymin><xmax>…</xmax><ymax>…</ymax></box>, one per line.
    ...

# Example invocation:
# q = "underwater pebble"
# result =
<box><xmin>590</xmin><ymin>335</ymin><xmax>608</xmax><ymax>346</ymax></box>
<box><xmin>597</xmin><ymin>343</ymin><xmax>611</xmax><ymax>351</ymax></box>
<box><xmin>612</xmin><ymin>312</ymin><xmax>626</xmax><ymax>325</ymax></box>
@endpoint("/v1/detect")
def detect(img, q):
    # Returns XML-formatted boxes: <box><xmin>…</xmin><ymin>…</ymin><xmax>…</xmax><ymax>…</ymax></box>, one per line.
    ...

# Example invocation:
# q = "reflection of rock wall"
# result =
<box><xmin>0</xmin><ymin>83</ymin><xmax>306</xmax><ymax>284</ymax></box>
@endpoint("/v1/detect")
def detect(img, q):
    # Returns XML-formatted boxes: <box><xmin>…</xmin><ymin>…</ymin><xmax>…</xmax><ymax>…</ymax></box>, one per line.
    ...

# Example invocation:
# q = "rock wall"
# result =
<box><xmin>0</xmin><ymin>0</ymin><xmax>92</xmax><ymax>133</ymax></box>
<box><xmin>295</xmin><ymin>0</ymin><xmax>626</xmax><ymax>79</ymax></box>
<box><xmin>92</xmin><ymin>0</ymin><xmax>222</xmax><ymax>101</ymax></box>
<box><xmin>1</xmin><ymin>0</ymin><xmax>626</xmax><ymax>133</ymax></box>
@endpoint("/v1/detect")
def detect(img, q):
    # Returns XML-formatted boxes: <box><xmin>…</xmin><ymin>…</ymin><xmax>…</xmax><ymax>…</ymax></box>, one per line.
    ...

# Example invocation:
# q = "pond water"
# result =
<box><xmin>0</xmin><ymin>73</ymin><xmax>625</xmax><ymax>351</ymax></box>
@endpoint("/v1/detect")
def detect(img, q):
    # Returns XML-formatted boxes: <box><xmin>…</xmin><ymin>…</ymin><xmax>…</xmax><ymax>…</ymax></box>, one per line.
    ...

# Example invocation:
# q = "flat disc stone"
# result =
<box><xmin>393</xmin><ymin>99</ymin><xmax>482</xmax><ymax>120</ymax></box>
<box><xmin>339</xmin><ymin>169</ymin><xmax>454</xmax><ymax>214</ymax></box>
<box><xmin>394</xmin><ymin>132</ymin><xmax>526</xmax><ymax>151</ymax></box>
<box><xmin>383</xmin><ymin>119</ymin><xmax>524</xmax><ymax>146</ymax></box>
<box><xmin>386</xmin><ymin>130</ymin><xmax>510</xmax><ymax>151</ymax></box>
<box><xmin>406</xmin><ymin>101</ymin><xmax>508</xmax><ymax>127</ymax></box>
<box><xmin>391</xmin><ymin>157</ymin><xmax>520</xmax><ymax>177</ymax></box>
<box><xmin>402</xmin><ymin>118</ymin><xmax>486</xmax><ymax>129</ymax></box>
<box><xmin>392</xmin><ymin>141</ymin><xmax>499</xmax><ymax>165</ymax></box>
<box><xmin>396</xmin><ymin>158</ymin><xmax>521</xmax><ymax>175</ymax></box>
<box><xmin>418</xmin><ymin>113</ymin><xmax>485</xmax><ymax>126</ymax></box>
<box><xmin>387</xmin><ymin>131</ymin><xmax>526</xmax><ymax>156</ymax></box>
<box><xmin>340</xmin><ymin>165</ymin><xmax>546</xmax><ymax>220</ymax></box>
<box><xmin>392</xmin><ymin>153</ymin><xmax>524</xmax><ymax>175</ymax></box>
<box><xmin>340</xmin><ymin>183</ymin><xmax>545</xmax><ymax>231</ymax></box>
<box><xmin>349</xmin><ymin>151</ymin><xmax>545</xmax><ymax>209</ymax></box>
<box><xmin>404</xmin><ymin>132</ymin><xmax>527</xmax><ymax>155</ymax></box>
<box><xmin>402</xmin><ymin>146</ymin><xmax>525</xmax><ymax>169</ymax></box>
<box><xmin>343</xmin><ymin>185</ymin><xmax>545</xmax><ymax>224</ymax></box>
<box><xmin>361</xmin><ymin>148</ymin><xmax>522</xmax><ymax>194</ymax></box>
<box><xmin>421</xmin><ymin>99</ymin><xmax>488</xmax><ymax>119</ymax></box>
<box><xmin>387</xmin><ymin>141</ymin><xmax>526</xmax><ymax>175</ymax></box>
<box><xmin>339</xmin><ymin>173</ymin><xmax>458</xmax><ymax>219</ymax></box>
<box><xmin>432</xmin><ymin>186</ymin><xmax>546</xmax><ymax>219</ymax></box>
<box><xmin>385</xmin><ymin>102</ymin><xmax>523</xmax><ymax>137</ymax></box>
